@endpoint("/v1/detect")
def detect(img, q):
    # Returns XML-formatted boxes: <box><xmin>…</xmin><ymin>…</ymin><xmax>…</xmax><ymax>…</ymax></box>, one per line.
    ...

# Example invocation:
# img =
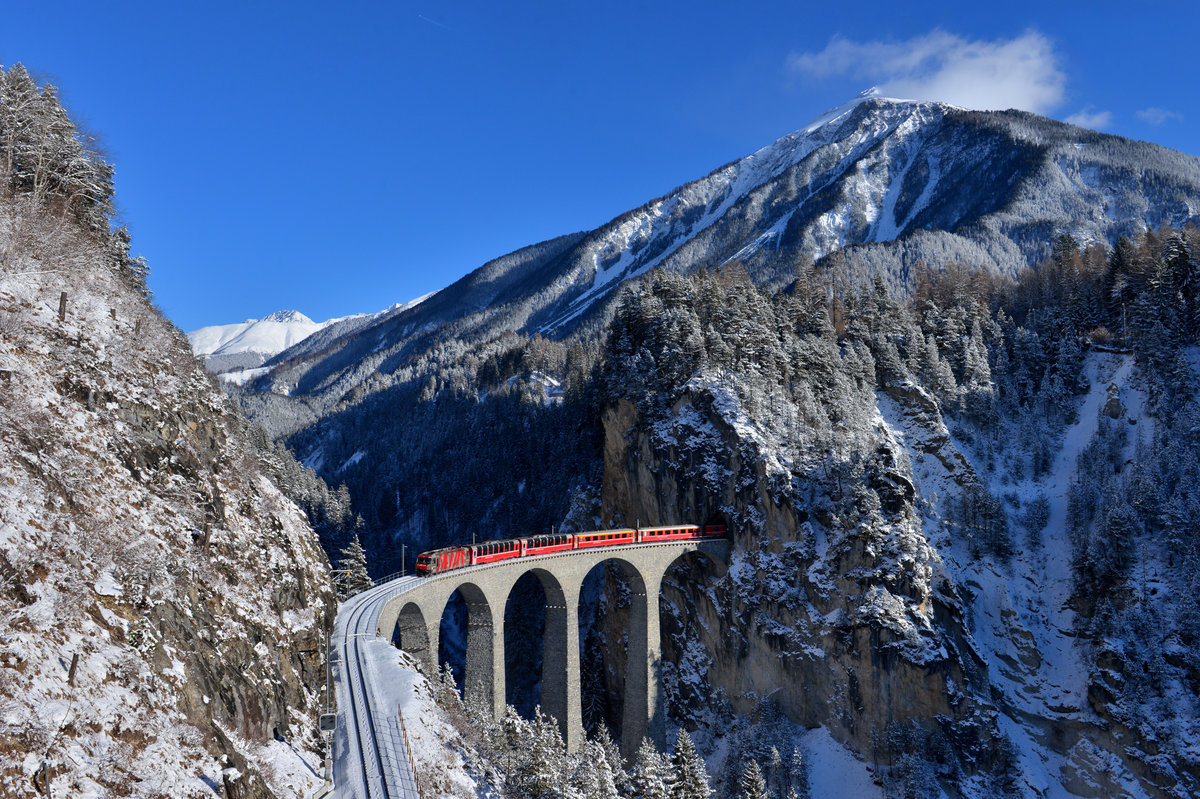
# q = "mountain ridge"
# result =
<box><xmin>237</xmin><ymin>95</ymin><xmax>1200</xmax><ymax>436</ymax></box>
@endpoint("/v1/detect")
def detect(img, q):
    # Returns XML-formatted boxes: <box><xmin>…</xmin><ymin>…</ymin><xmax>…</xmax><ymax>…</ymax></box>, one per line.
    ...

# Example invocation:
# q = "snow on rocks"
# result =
<box><xmin>0</xmin><ymin>209</ymin><xmax>334</xmax><ymax>797</ymax></box>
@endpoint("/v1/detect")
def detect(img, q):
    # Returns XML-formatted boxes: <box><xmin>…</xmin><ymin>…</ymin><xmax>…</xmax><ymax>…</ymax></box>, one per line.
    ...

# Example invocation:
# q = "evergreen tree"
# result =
<box><xmin>960</xmin><ymin>319</ymin><xmax>995</xmax><ymax>422</ymax></box>
<box><xmin>337</xmin><ymin>534</ymin><xmax>373</xmax><ymax>597</ymax></box>
<box><xmin>737</xmin><ymin>759</ymin><xmax>767</xmax><ymax>799</ymax></box>
<box><xmin>669</xmin><ymin>730</ymin><xmax>712</xmax><ymax>799</ymax></box>
<box><xmin>766</xmin><ymin>746</ymin><xmax>784</xmax><ymax>797</ymax></box>
<box><xmin>593</xmin><ymin>723</ymin><xmax>629</xmax><ymax>794</ymax></box>
<box><xmin>630</xmin><ymin>737</ymin><xmax>670</xmax><ymax>799</ymax></box>
<box><xmin>505</xmin><ymin>707</ymin><xmax>571</xmax><ymax>799</ymax></box>
<box><xmin>918</xmin><ymin>332</ymin><xmax>957</xmax><ymax>407</ymax></box>
<box><xmin>573</xmin><ymin>739</ymin><xmax>620</xmax><ymax>799</ymax></box>
<box><xmin>788</xmin><ymin>747</ymin><xmax>810</xmax><ymax>799</ymax></box>
<box><xmin>437</xmin><ymin>661</ymin><xmax>461</xmax><ymax>706</ymax></box>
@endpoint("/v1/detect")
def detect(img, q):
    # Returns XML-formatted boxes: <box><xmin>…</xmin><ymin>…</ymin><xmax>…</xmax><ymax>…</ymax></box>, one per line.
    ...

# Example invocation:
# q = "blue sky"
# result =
<box><xmin>3</xmin><ymin>2</ymin><xmax>1198</xmax><ymax>330</ymax></box>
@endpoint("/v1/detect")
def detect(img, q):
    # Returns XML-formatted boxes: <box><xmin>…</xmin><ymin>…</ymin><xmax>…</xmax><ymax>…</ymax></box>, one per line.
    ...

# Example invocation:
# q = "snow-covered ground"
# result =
<box><xmin>877</xmin><ymin>352</ymin><xmax>1156</xmax><ymax>797</ymax></box>
<box><xmin>1</xmin><ymin>217</ymin><xmax>332</xmax><ymax>797</ymax></box>
<box><xmin>802</xmin><ymin>726</ymin><xmax>882</xmax><ymax>799</ymax></box>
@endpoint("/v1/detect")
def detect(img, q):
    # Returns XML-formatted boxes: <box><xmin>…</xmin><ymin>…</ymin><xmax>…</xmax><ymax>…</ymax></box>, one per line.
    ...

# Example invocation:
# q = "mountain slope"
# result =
<box><xmin>190</xmin><ymin>309</ymin><xmax>324</xmax><ymax>357</ymax></box>
<box><xmin>241</xmin><ymin>92</ymin><xmax>1200</xmax><ymax>433</ymax></box>
<box><xmin>0</xmin><ymin>63</ymin><xmax>335</xmax><ymax>798</ymax></box>
<box><xmin>217</xmin><ymin>91</ymin><xmax>1200</xmax><ymax>796</ymax></box>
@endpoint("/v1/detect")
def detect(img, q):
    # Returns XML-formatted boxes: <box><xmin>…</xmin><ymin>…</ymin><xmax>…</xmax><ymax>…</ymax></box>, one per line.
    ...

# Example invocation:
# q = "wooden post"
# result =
<box><xmin>57</xmin><ymin>291</ymin><xmax>67</xmax><ymax>322</ymax></box>
<box><xmin>67</xmin><ymin>653</ymin><xmax>79</xmax><ymax>686</ymax></box>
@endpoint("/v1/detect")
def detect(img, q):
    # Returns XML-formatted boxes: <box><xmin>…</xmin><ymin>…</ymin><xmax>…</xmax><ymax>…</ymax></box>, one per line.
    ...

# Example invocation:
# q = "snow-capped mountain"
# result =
<box><xmin>237</xmin><ymin>91</ymin><xmax>1200</xmax><ymax>428</ymax></box>
<box><xmin>189</xmin><ymin>309</ymin><xmax>323</xmax><ymax>357</ymax></box>
<box><xmin>188</xmin><ymin>298</ymin><xmax>427</xmax><ymax>379</ymax></box>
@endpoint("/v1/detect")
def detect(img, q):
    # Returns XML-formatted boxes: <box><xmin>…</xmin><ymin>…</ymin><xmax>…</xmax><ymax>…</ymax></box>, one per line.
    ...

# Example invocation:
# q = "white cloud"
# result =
<box><xmin>788</xmin><ymin>29</ymin><xmax>1066</xmax><ymax>114</ymax></box>
<box><xmin>1064</xmin><ymin>107</ymin><xmax>1112</xmax><ymax>129</ymax></box>
<box><xmin>1136</xmin><ymin>107</ymin><xmax>1182</xmax><ymax>125</ymax></box>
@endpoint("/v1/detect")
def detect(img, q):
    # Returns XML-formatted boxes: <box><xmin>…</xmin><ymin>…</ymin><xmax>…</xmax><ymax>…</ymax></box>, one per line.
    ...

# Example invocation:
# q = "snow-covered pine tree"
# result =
<box><xmin>669</xmin><ymin>730</ymin><xmax>712</xmax><ymax>799</ymax></box>
<box><xmin>960</xmin><ymin>319</ymin><xmax>995</xmax><ymax>423</ymax></box>
<box><xmin>788</xmin><ymin>746</ymin><xmax>810</xmax><ymax>799</ymax></box>
<box><xmin>509</xmin><ymin>707</ymin><xmax>571</xmax><ymax>799</ymax></box>
<box><xmin>593</xmin><ymin>723</ymin><xmax>629</xmax><ymax>793</ymax></box>
<box><xmin>436</xmin><ymin>661</ymin><xmax>461</xmax><ymax>707</ymax></box>
<box><xmin>487</xmin><ymin>706</ymin><xmax>530</xmax><ymax>785</ymax></box>
<box><xmin>766</xmin><ymin>746</ymin><xmax>784</xmax><ymax>797</ymax></box>
<box><xmin>737</xmin><ymin>759</ymin><xmax>767</xmax><ymax>799</ymax></box>
<box><xmin>337</xmin><ymin>534</ymin><xmax>373</xmax><ymax>596</ymax></box>
<box><xmin>0</xmin><ymin>63</ymin><xmax>114</xmax><ymax>230</ymax></box>
<box><xmin>630</xmin><ymin>737</ymin><xmax>670</xmax><ymax>799</ymax></box>
<box><xmin>572</xmin><ymin>739</ymin><xmax>620</xmax><ymax>799</ymax></box>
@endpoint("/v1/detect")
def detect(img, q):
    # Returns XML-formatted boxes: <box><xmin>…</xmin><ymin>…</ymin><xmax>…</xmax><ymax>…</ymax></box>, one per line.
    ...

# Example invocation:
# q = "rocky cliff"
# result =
<box><xmin>0</xmin><ymin>196</ymin><xmax>335</xmax><ymax>797</ymax></box>
<box><xmin>599</xmin><ymin>386</ymin><xmax>1000</xmax><ymax>763</ymax></box>
<box><xmin>595</xmin><ymin>296</ymin><xmax>1199</xmax><ymax>798</ymax></box>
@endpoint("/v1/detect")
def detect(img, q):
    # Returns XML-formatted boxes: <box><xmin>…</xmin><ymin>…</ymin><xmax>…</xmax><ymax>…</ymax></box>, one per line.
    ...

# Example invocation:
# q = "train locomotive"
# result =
<box><xmin>414</xmin><ymin>523</ymin><xmax>727</xmax><ymax>576</ymax></box>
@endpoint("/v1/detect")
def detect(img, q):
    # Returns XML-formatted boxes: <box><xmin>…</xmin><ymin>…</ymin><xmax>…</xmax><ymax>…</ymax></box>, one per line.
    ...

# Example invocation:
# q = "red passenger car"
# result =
<box><xmin>574</xmin><ymin>528</ymin><xmax>637</xmax><ymax>549</ymax></box>
<box><xmin>639</xmin><ymin>524</ymin><xmax>701</xmax><ymax>542</ymax></box>
<box><xmin>523</xmin><ymin>533</ymin><xmax>575</xmax><ymax>556</ymax></box>
<box><xmin>472</xmin><ymin>539</ymin><xmax>522</xmax><ymax>565</ymax></box>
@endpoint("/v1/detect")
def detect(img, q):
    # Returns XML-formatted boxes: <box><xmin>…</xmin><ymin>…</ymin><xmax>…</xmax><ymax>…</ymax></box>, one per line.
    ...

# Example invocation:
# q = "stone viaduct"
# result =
<box><xmin>374</xmin><ymin>539</ymin><xmax>729</xmax><ymax>757</ymax></box>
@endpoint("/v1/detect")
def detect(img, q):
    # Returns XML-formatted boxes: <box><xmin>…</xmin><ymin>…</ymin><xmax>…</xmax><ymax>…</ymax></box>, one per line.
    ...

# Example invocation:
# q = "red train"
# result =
<box><xmin>415</xmin><ymin>524</ymin><xmax>727</xmax><ymax>576</ymax></box>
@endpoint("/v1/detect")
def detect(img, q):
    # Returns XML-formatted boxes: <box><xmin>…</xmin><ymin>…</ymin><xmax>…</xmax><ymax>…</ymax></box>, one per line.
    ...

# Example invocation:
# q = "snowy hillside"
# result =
<box><xmin>189</xmin><ymin>309</ymin><xmax>326</xmax><ymax>358</ymax></box>
<box><xmin>0</xmin><ymin>64</ymin><xmax>335</xmax><ymax>798</ymax></box>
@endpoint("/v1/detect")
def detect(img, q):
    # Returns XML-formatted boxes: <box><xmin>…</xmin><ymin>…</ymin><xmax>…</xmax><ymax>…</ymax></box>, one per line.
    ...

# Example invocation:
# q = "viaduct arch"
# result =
<box><xmin>376</xmin><ymin>539</ymin><xmax>729</xmax><ymax>756</ymax></box>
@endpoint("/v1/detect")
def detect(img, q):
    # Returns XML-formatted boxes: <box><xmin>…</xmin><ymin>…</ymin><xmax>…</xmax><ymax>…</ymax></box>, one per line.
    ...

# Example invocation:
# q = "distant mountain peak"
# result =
<box><xmin>262</xmin><ymin>309</ymin><xmax>313</xmax><ymax>324</ymax></box>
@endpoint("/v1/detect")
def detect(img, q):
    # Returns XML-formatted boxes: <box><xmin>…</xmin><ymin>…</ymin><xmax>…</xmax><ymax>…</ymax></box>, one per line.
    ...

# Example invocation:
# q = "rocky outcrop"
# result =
<box><xmin>0</xmin><ymin>205</ymin><xmax>335</xmax><ymax>797</ymax></box>
<box><xmin>597</xmin><ymin>388</ymin><xmax>994</xmax><ymax>769</ymax></box>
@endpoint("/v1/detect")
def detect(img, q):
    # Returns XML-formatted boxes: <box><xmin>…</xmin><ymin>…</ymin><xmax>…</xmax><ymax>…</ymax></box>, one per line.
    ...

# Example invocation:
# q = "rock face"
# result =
<box><xmin>0</xmin><ymin>200</ymin><xmax>335</xmax><ymax>797</ymax></box>
<box><xmin>598</xmin><ymin>390</ymin><xmax>992</xmax><ymax>765</ymax></box>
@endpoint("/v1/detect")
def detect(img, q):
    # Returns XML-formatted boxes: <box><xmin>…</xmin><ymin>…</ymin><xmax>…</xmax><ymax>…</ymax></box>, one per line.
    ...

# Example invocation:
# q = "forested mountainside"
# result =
<box><xmin>403</xmin><ymin>228</ymin><xmax>1200</xmax><ymax>799</ymax></box>
<box><xmin>0</xmin><ymin>63</ymin><xmax>335</xmax><ymax>797</ymax></box>
<box><xmin>595</xmin><ymin>231</ymin><xmax>1200</xmax><ymax>797</ymax></box>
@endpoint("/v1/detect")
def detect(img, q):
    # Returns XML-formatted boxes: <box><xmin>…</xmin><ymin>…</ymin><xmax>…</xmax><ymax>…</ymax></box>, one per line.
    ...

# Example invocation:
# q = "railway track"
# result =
<box><xmin>332</xmin><ymin>577</ymin><xmax>423</xmax><ymax>798</ymax></box>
